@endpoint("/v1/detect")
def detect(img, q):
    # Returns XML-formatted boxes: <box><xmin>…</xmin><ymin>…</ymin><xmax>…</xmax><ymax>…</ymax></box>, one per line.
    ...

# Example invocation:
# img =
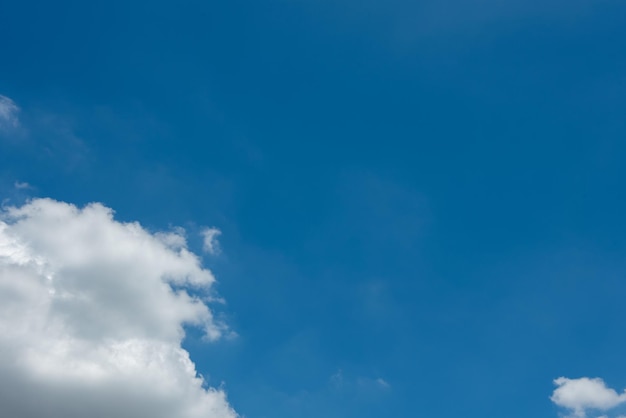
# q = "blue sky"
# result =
<box><xmin>1</xmin><ymin>1</ymin><xmax>626</xmax><ymax>417</ymax></box>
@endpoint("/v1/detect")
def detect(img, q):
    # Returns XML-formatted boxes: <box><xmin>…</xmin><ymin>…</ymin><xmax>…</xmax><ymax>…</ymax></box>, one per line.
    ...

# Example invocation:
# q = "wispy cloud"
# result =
<box><xmin>0</xmin><ymin>96</ymin><xmax>89</xmax><ymax>169</ymax></box>
<box><xmin>13</xmin><ymin>181</ymin><xmax>32</xmax><ymax>190</ymax></box>
<box><xmin>330</xmin><ymin>370</ymin><xmax>391</xmax><ymax>393</ymax></box>
<box><xmin>202</xmin><ymin>227</ymin><xmax>222</xmax><ymax>255</ymax></box>
<box><xmin>0</xmin><ymin>95</ymin><xmax>20</xmax><ymax>131</ymax></box>
<box><xmin>375</xmin><ymin>378</ymin><xmax>391</xmax><ymax>389</ymax></box>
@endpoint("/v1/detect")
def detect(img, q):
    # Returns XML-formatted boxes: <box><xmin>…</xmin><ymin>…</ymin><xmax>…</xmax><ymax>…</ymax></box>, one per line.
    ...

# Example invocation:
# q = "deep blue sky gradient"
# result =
<box><xmin>1</xmin><ymin>1</ymin><xmax>626</xmax><ymax>416</ymax></box>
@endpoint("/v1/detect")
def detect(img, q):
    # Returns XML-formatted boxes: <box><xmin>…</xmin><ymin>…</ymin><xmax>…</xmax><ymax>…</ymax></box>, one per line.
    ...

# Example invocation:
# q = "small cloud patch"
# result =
<box><xmin>376</xmin><ymin>378</ymin><xmax>391</xmax><ymax>389</ymax></box>
<box><xmin>0</xmin><ymin>95</ymin><xmax>20</xmax><ymax>131</ymax></box>
<box><xmin>13</xmin><ymin>181</ymin><xmax>32</xmax><ymax>190</ymax></box>
<box><xmin>330</xmin><ymin>369</ymin><xmax>391</xmax><ymax>394</ymax></box>
<box><xmin>202</xmin><ymin>227</ymin><xmax>222</xmax><ymax>255</ymax></box>
<box><xmin>551</xmin><ymin>377</ymin><xmax>626</xmax><ymax>418</ymax></box>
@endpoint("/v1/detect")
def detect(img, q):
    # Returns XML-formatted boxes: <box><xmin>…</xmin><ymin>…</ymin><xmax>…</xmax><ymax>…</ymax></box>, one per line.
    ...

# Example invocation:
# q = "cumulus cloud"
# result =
<box><xmin>551</xmin><ymin>377</ymin><xmax>626</xmax><ymax>418</ymax></box>
<box><xmin>0</xmin><ymin>95</ymin><xmax>20</xmax><ymax>130</ymax></box>
<box><xmin>202</xmin><ymin>227</ymin><xmax>222</xmax><ymax>255</ymax></box>
<box><xmin>0</xmin><ymin>198</ymin><xmax>238</xmax><ymax>418</ymax></box>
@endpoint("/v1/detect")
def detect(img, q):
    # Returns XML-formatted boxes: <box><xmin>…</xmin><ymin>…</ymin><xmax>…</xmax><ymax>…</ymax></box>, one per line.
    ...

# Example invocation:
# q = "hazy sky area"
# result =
<box><xmin>1</xmin><ymin>1</ymin><xmax>626</xmax><ymax>417</ymax></box>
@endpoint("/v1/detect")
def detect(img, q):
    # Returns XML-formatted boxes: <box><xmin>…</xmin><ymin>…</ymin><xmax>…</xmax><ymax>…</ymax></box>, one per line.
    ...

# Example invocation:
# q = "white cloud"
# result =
<box><xmin>14</xmin><ymin>181</ymin><xmax>32</xmax><ymax>190</ymax></box>
<box><xmin>375</xmin><ymin>378</ymin><xmax>391</xmax><ymax>389</ymax></box>
<box><xmin>0</xmin><ymin>95</ymin><xmax>20</xmax><ymax>130</ymax></box>
<box><xmin>551</xmin><ymin>377</ymin><xmax>626</xmax><ymax>418</ymax></box>
<box><xmin>0</xmin><ymin>198</ymin><xmax>238</xmax><ymax>418</ymax></box>
<box><xmin>330</xmin><ymin>369</ymin><xmax>391</xmax><ymax>393</ymax></box>
<box><xmin>202</xmin><ymin>227</ymin><xmax>222</xmax><ymax>255</ymax></box>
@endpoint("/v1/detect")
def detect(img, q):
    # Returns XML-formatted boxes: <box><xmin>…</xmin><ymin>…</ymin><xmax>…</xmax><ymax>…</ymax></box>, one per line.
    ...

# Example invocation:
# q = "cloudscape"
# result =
<box><xmin>1</xmin><ymin>1</ymin><xmax>626</xmax><ymax>417</ymax></box>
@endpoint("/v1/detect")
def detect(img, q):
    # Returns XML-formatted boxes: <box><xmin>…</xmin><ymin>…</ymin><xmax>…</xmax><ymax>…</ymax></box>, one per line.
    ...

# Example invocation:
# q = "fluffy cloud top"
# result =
<box><xmin>552</xmin><ymin>377</ymin><xmax>626</xmax><ymax>418</ymax></box>
<box><xmin>0</xmin><ymin>198</ymin><xmax>238</xmax><ymax>418</ymax></box>
<box><xmin>0</xmin><ymin>94</ymin><xmax>20</xmax><ymax>130</ymax></box>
